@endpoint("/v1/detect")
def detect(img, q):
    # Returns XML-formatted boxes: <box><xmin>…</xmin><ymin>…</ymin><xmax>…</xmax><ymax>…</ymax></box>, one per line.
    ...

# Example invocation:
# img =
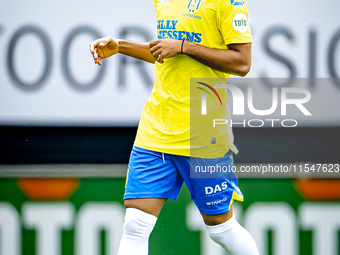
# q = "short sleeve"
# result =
<box><xmin>217</xmin><ymin>0</ymin><xmax>252</xmax><ymax>46</ymax></box>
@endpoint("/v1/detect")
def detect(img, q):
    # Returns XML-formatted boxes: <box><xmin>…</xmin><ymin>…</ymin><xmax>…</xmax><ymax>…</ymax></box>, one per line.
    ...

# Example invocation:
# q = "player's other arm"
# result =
<box><xmin>184</xmin><ymin>42</ymin><xmax>252</xmax><ymax>77</ymax></box>
<box><xmin>90</xmin><ymin>37</ymin><xmax>155</xmax><ymax>66</ymax></box>
<box><xmin>149</xmin><ymin>39</ymin><xmax>252</xmax><ymax>77</ymax></box>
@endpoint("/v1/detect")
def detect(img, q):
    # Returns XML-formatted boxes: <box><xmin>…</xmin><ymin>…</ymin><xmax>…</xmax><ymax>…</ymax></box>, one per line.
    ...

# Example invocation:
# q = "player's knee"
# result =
<box><xmin>206</xmin><ymin>215</ymin><xmax>259</xmax><ymax>255</ymax></box>
<box><xmin>122</xmin><ymin>208</ymin><xmax>158</xmax><ymax>238</ymax></box>
<box><xmin>122</xmin><ymin>214</ymin><xmax>137</xmax><ymax>235</ymax></box>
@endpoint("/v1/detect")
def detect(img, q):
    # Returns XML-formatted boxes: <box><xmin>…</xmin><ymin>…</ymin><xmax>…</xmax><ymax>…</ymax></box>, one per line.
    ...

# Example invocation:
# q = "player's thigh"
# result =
<box><xmin>124</xmin><ymin>198</ymin><xmax>166</xmax><ymax>217</ymax></box>
<box><xmin>200</xmin><ymin>204</ymin><xmax>234</xmax><ymax>226</ymax></box>
<box><xmin>173</xmin><ymin>150</ymin><xmax>243</xmax><ymax>224</ymax></box>
<box><xmin>124</xmin><ymin>147</ymin><xmax>183</xmax><ymax>217</ymax></box>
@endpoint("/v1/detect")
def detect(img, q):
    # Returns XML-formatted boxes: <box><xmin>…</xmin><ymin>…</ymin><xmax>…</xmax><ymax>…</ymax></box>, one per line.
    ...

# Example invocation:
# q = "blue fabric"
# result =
<box><xmin>124</xmin><ymin>146</ymin><xmax>243</xmax><ymax>215</ymax></box>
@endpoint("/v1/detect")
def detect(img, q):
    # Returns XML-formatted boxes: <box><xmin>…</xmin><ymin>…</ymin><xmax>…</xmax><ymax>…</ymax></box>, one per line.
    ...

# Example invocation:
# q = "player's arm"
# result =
<box><xmin>183</xmin><ymin>42</ymin><xmax>251</xmax><ymax>77</ymax></box>
<box><xmin>90</xmin><ymin>37</ymin><xmax>155</xmax><ymax>66</ymax></box>
<box><xmin>149</xmin><ymin>39</ymin><xmax>251</xmax><ymax>77</ymax></box>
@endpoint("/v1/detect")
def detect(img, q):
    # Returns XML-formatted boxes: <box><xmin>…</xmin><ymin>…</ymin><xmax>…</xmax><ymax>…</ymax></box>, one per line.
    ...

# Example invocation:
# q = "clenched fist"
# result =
<box><xmin>89</xmin><ymin>37</ymin><xmax>119</xmax><ymax>66</ymax></box>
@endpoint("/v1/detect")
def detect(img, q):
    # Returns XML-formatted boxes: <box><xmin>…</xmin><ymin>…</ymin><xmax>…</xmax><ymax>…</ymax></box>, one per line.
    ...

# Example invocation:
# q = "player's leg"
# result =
<box><xmin>200</xmin><ymin>205</ymin><xmax>233</xmax><ymax>226</ymax></box>
<box><xmin>173</xmin><ymin>151</ymin><xmax>259</xmax><ymax>255</ymax></box>
<box><xmin>118</xmin><ymin>147</ymin><xmax>183</xmax><ymax>255</ymax></box>
<box><xmin>124</xmin><ymin>198</ymin><xmax>165</xmax><ymax>217</ymax></box>
<box><xmin>201</xmin><ymin>206</ymin><xmax>259</xmax><ymax>255</ymax></box>
<box><xmin>118</xmin><ymin>198</ymin><xmax>165</xmax><ymax>255</ymax></box>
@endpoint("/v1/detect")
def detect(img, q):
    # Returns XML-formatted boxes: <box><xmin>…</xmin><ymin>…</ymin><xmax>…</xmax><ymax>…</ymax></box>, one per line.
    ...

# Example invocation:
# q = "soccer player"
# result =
<box><xmin>90</xmin><ymin>0</ymin><xmax>259</xmax><ymax>254</ymax></box>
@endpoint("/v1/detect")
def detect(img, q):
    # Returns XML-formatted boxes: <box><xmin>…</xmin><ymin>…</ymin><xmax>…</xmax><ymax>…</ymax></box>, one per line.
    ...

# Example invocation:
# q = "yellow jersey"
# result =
<box><xmin>134</xmin><ymin>0</ymin><xmax>252</xmax><ymax>157</ymax></box>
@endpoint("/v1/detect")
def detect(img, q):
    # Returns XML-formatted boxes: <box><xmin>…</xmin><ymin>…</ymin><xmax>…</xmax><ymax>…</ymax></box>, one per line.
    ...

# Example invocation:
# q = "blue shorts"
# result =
<box><xmin>124</xmin><ymin>146</ymin><xmax>244</xmax><ymax>215</ymax></box>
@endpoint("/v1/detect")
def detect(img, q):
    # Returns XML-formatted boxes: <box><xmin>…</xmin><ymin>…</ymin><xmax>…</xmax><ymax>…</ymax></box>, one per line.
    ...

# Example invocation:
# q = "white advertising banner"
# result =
<box><xmin>0</xmin><ymin>0</ymin><xmax>339</xmax><ymax>126</ymax></box>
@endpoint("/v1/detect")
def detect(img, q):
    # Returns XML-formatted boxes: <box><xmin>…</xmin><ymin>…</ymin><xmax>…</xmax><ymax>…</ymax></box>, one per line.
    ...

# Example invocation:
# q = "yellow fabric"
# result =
<box><xmin>230</xmin><ymin>190</ymin><xmax>244</xmax><ymax>209</ymax></box>
<box><xmin>134</xmin><ymin>0</ymin><xmax>252</xmax><ymax>157</ymax></box>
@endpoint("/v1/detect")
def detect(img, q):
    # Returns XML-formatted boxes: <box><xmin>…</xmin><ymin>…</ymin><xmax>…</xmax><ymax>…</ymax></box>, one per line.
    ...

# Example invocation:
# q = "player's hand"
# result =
<box><xmin>149</xmin><ymin>39</ymin><xmax>182</xmax><ymax>64</ymax></box>
<box><xmin>89</xmin><ymin>37</ymin><xmax>119</xmax><ymax>66</ymax></box>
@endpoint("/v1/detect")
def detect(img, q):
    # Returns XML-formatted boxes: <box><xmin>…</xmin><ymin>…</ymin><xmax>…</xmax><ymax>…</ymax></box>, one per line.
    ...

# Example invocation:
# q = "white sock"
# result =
<box><xmin>117</xmin><ymin>208</ymin><xmax>157</xmax><ymax>255</ymax></box>
<box><xmin>206</xmin><ymin>214</ymin><xmax>259</xmax><ymax>255</ymax></box>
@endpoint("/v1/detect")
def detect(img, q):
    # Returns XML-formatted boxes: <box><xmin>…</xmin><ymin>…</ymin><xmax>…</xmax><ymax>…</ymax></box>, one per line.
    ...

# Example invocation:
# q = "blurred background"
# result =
<box><xmin>0</xmin><ymin>0</ymin><xmax>340</xmax><ymax>254</ymax></box>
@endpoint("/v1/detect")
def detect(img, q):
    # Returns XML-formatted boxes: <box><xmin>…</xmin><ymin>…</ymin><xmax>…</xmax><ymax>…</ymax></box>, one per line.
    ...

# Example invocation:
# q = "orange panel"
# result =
<box><xmin>18</xmin><ymin>178</ymin><xmax>79</xmax><ymax>200</ymax></box>
<box><xmin>295</xmin><ymin>179</ymin><xmax>340</xmax><ymax>200</ymax></box>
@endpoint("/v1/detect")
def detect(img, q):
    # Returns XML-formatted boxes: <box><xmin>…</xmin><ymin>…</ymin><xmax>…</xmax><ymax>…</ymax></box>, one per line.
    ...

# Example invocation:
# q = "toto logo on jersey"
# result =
<box><xmin>233</xmin><ymin>13</ymin><xmax>249</xmax><ymax>34</ymax></box>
